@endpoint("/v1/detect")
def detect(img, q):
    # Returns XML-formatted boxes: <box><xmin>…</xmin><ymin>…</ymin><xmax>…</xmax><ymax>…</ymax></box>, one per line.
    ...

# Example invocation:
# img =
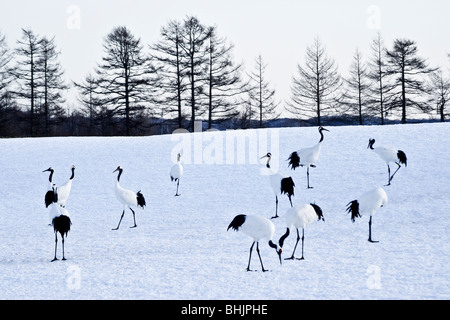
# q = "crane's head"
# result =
<box><xmin>260</xmin><ymin>153</ymin><xmax>272</xmax><ymax>168</ymax></box>
<box><xmin>319</xmin><ymin>126</ymin><xmax>329</xmax><ymax>133</ymax></box>
<box><xmin>43</xmin><ymin>167</ymin><xmax>54</xmax><ymax>173</ymax></box>
<box><xmin>113</xmin><ymin>166</ymin><xmax>123</xmax><ymax>173</ymax></box>
<box><xmin>368</xmin><ymin>138</ymin><xmax>376</xmax><ymax>149</ymax></box>
<box><xmin>269</xmin><ymin>240</ymin><xmax>282</xmax><ymax>265</ymax></box>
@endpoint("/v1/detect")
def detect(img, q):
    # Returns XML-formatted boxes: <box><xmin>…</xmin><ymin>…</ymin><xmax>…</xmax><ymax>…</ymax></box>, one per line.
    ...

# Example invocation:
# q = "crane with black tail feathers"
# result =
<box><xmin>43</xmin><ymin>166</ymin><xmax>76</xmax><ymax>208</ymax></box>
<box><xmin>227</xmin><ymin>214</ymin><xmax>282</xmax><ymax>272</ymax></box>
<box><xmin>368</xmin><ymin>138</ymin><xmax>407</xmax><ymax>186</ymax></box>
<box><xmin>112</xmin><ymin>166</ymin><xmax>146</xmax><ymax>230</ymax></box>
<box><xmin>48</xmin><ymin>184</ymin><xmax>72</xmax><ymax>262</ymax></box>
<box><xmin>287</xmin><ymin>126</ymin><xmax>329</xmax><ymax>189</ymax></box>
<box><xmin>278</xmin><ymin>203</ymin><xmax>324</xmax><ymax>260</ymax></box>
<box><xmin>170</xmin><ymin>153</ymin><xmax>183</xmax><ymax>196</ymax></box>
<box><xmin>346</xmin><ymin>187</ymin><xmax>388</xmax><ymax>243</ymax></box>
<box><xmin>260</xmin><ymin>153</ymin><xmax>295</xmax><ymax>219</ymax></box>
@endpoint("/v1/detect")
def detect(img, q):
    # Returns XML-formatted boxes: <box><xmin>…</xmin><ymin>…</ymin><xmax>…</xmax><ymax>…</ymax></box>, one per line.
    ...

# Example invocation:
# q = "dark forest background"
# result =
<box><xmin>1</xmin><ymin>16</ymin><xmax>449</xmax><ymax>137</ymax></box>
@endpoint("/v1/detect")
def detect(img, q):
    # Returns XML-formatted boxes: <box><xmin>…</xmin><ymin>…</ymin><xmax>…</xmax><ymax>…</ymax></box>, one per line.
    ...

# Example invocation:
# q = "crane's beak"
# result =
<box><xmin>260</xmin><ymin>155</ymin><xmax>268</xmax><ymax>159</ymax></box>
<box><xmin>43</xmin><ymin>168</ymin><xmax>51</xmax><ymax>172</ymax></box>
<box><xmin>322</xmin><ymin>128</ymin><xmax>330</xmax><ymax>132</ymax></box>
<box><xmin>113</xmin><ymin>168</ymin><xmax>119</xmax><ymax>173</ymax></box>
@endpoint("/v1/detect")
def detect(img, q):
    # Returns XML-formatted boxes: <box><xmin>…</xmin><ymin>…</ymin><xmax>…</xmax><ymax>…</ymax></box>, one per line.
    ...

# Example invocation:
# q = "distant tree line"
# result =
<box><xmin>0</xmin><ymin>17</ymin><xmax>449</xmax><ymax>137</ymax></box>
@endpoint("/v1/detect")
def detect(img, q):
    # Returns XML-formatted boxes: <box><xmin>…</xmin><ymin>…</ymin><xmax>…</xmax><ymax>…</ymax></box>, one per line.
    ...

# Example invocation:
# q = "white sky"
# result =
<box><xmin>2</xmin><ymin>0</ymin><xmax>450</xmax><ymax>112</ymax></box>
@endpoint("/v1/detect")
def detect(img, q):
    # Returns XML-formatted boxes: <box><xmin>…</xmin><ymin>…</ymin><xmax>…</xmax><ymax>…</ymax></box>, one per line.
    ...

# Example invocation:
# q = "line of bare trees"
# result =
<box><xmin>1</xmin><ymin>18</ymin><xmax>449</xmax><ymax>137</ymax></box>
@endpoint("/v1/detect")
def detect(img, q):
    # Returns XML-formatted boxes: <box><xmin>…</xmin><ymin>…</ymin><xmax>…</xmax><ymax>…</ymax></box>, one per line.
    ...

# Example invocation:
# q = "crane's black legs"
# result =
<box><xmin>51</xmin><ymin>233</ymin><xmax>66</xmax><ymax>261</ymax></box>
<box><xmin>386</xmin><ymin>163</ymin><xmax>401</xmax><ymax>186</ymax></box>
<box><xmin>130</xmin><ymin>208</ymin><xmax>137</xmax><ymax>228</ymax></box>
<box><xmin>256</xmin><ymin>242</ymin><xmax>268</xmax><ymax>272</ymax></box>
<box><xmin>175</xmin><ymin>179</ymin><xmax>180</xmax><ymax>196</ymax></box>
<box><xmin>112</xmin><ymin>210</ymin><xmax>125</xmax><ymax>230</ymax></box>
<box><xmin>52</xmin><ymin>233</ymin><xmax>58</xmax><ymax>262</ymax></box>
<box><xmin>246</xmin><ymin>241</ymin><xmax>268</xmax><ymax>272</ymax></box>
<box><xmin>368</xmin><ymin>216</ymin><xmax>378</xmax><ymax>243</ymax></box>
<box><xmin>246</xmin><ymin>242</ymin><xmax>255</xmax><ymax>271</ymax></box>
<box><xmin>62</xmin><ymin>236</ymin><xmax>66</xmax><ymax>260</ymax></box>
<box><xmin>271</xmin><ymin>196</ymin><xmax>279</xmax><ymax>219</ymax></box>
<box><xmin>285</xmin><ymin>228</ymin><xmax>305</xmax><ymax>260</ymax></box>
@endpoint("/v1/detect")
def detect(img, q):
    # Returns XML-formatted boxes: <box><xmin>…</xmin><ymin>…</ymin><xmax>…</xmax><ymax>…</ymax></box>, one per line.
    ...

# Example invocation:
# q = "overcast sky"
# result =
<box><xmin>2</xmin><ymin>0</ymin><xmax>450</xmax><ymax>111</ymax></box>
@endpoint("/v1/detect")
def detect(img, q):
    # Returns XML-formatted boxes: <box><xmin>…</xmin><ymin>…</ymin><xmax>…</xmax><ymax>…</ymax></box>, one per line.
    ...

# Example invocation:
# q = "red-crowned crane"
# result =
<box><xmin>43</xmin><ymin>166</ymin><xmax>75</xmax><ymax>208</ymax></box>
<box><xmin>260</xmin><ymin>152</ymin><xmax>295</xmax><ymax>219</ymax></box>
<box><xmin>368</xmin><ymin>138</ymin><xmax>407</xmax><ymax>186</ymax></box>
<box><xmin>287</xmin><ymin>126</ymin><xmax>329</xmax><ymax>189</ymax></box>
<box><xmin>112</xmin><ymin>166</ymin><xmax>146</xmax><ymax>230</ymax></box>
<box><xmin>346</xmin><ymin>187</ymin><xmax>388</xmax><ymax>243</ymax></box>
<box><xmin>170</xmin><ymin>153</ymin><xmax>183</xmax><ymax>196</ymax></box>
<box><xmin>227</xmin><ymin>214</ymin><xmax>282</xmax><ymax>272</ymax></box>
<box><xmin>278</xmin><ymin>203</ymin><xmax>324</xmax><ymax>260</ymax></box>
<box><xmin>48</xmin><ymin>184</ymin><xmax>72</xmax><ymax>262</ymax></box>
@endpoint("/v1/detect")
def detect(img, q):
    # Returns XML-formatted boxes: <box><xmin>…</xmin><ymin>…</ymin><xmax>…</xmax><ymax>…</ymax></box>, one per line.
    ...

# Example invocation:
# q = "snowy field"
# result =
<box><xmin>0</xmin><ymin>123</ymin><xmax>449</xmax><ymax>300</ymax></box>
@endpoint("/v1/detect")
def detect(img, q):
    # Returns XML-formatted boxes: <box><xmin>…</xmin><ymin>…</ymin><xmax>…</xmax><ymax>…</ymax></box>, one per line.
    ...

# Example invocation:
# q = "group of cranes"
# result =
<box><xmin>228</xmin><ymin>126</ymin><xmax>408</xmax><ymax>272</ymax></box>
<box><xmin>42</xmin><ymin>154</ymin><xmax>184</xmax><ymax>261</ymax></box>
<box><xmin>41</xmin><ymin>127</ymin><xmax>407</xmax><ymax>269</ymax></box>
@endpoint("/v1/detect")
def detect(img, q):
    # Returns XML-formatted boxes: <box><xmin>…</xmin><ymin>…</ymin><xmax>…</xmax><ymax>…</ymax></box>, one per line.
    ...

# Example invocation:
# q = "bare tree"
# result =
<box><xmin>385</xmin><ymin>39</ymin><xmax>436</xmax><ymax>123</ymax></box>
<box><xmin>247</xmin><ymin>55</ymin><xmax>279</xmax><ymax>128</ymax></box>
<box><xmin>342</xmin><ymin>49</ymin><xmax>370</xmax><ymax>125</ymax></box>
<box><xmin>367</xmin><ymin>33</ymin><xmax>391</xmax><ymax>124</ymax></box>
<box><xmin>13</xmin><ymin>28</ymin><xmax>43</xmax><ymax>136</ymax></box>
<box><xmin>204</xmin><ymin>26</ymin><xmax>246</xmax><ymax>129</ymax></box>
<box><xmin>179</xmin><ymin>16</ymin><xmax>210</xmax><ymax>132</ymax></box>
<box><xmin>428</xmin><ymin>69</ymin><xmax>450</xmax><ymax>122</ymax></box>
<box><xmin>287</xmin><ymin>37</ymin><xmax>342</xmax><ymax>126</ymax></box>
<box><xmin>38</xmin><ymin>36</ymin><xmax>67</xmax><ymax>135</ymax></box>
<box><xmin>150</xmin><ymin>20</ymin><xmax>187</xmax><ymax>129</ymax></box>
<box><xmin>95</xmin><ymin>26</ymin><xmax>158</xmax><ymax>135</ymax></box>
<box><xmin>0</xmin><ymin>32</ymin><xmax>15</xmax><ymax>135</ymax></box>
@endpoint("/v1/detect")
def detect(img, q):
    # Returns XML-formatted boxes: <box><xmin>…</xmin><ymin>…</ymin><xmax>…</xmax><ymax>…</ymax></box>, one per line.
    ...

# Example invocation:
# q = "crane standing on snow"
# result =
<box><xmin>368</xmin><ymin>138</ymin><xmax>407</xmax><ymax>186</ymax></box>
<box><xmin>227</xmin><ymin>214</ymin><xmax>282</xmax><ymax>272</ymax></box>
<box><xmin>260</xmin><ymin>152</ymin><xmax>295</xmax><ymax>219</ymax></box>
<box><xmin>43</xmin><ymin>166</ymin><xmax>75</xmax><ymax>208</ymax></box>
<box><xmin>278</xmin><ymin>203</ymin><xmax>325</xmax><ymax>260</ymax></box>
<box><xmin>48</xmin><ymin>184</ymin><xmax>72</xmax><ymax>261</ymax></box>
<box><xmin>287</xmin><ymin>126</ymin><xmax>329</xmax><ymax>189</ymax></box>
<box><xmin>170</xmin><ymin>153</ymin><xmax>183</xmax><ymax>196</ymax></box>
<box><xmin>346</xmin><ymin>187</ymin><xmax>388</xmax><ymax>243</ymax></box>
<box><xmin>112</xmin><ymin>166</ymin><xmax>146</xmax><ymax>230</ymax></box>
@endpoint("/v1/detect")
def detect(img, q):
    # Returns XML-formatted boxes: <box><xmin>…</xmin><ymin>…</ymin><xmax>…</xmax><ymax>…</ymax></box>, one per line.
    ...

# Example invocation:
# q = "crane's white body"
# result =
<box><xmin>115</xmin><ymin>181</ymin><xmax>140</xmax><ymax>209</ymax></box>
<box><xmin>354</xmin><ymin>187</ymin><xmax>388</xmax><ymax>217</ymax></box>
<box><xmin>261</xmin><ymin>153</ymin><xmax>295</xmax><ymax>219</ymax></box>
<box><xmin>112</xmin><ymin>166</ymin><xmax>146</xmax><ymax>230</ymax></box>
<box><xmin>288</xmin><ymin>127</ymin><xmax>329</xmax><ymax>188</ymax></box>
<box><xmin>227</xmin><ymin>214</ymin><xmax>282</xmax><ymax>271</ymax></box>
<box><xmin>47</xmin><ymin>184</ymin><xmax>71</xmax><ymax>261</ymax></box>
<box><xmin>368</xmin><ymin>139</ymin><xmax>407</xmax><ymax>186</ymax></box>
<box><xmin>170</xmin><ymin>153</ymin><xmax>183</xmax><ymax>196</ymax></box>
<box><xmin>43</xmin><ymin>166</ymin><xmax>75</xmax><ymax>208</ymax></box>
<box><xmin>285</xmin><ymin>204</ymin><xmax>320</xmax><ymax>230</ymax></box>
<box><xmin>347</xmin><ymin>187</ymin><xmax>388</xmax><ymax>243</ymax></box>
<box><xmin>236</xmin><ymin>215</ymin><xmax>275</xmax><ymax>242</ymax></box>
<box><xmin>279</xmin><ymin>203</ymin><xmax>324</xmax><ymax>260</ymax></box>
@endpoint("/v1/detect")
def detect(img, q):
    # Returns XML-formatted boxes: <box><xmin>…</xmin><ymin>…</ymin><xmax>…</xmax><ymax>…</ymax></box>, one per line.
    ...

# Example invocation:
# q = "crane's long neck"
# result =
<box><xmin>266</xmin><ymin>157</ymin><xmax>271</xmax><ymax>169</ymax></box>
<box><xmin>319</xmin><ymin>129</ymin><xmax>325</xmax><ymax>143</ymax></box>
<box><xmin>116</xmin><ymin>169</ymin><xmax>123</xmax><ymax>182</ymax></box>
<box><xmin>70</xmin><ymin>167</ymin><xmax>75</xmax><ymax>180</ymax></box>
<box><xmin>48</xmin><ymin>170</ymin><xmax>54</xmax><ymax>183</ymax></box>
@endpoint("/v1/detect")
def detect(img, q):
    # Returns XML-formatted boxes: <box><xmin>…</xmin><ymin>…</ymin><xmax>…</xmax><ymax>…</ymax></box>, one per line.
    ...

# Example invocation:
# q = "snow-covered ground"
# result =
<box><xmin>0</xmin><ymin>123</ymin><xmax>449</xmax><ymax>300</ymax></box>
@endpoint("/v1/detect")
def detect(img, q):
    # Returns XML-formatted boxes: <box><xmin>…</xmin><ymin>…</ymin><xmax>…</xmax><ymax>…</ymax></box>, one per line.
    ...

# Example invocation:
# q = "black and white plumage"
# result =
<box><xmin>278</xmin><ymin>203</ymin><xmax>324</xmax><ymax>260</ymax></box>
<box><xmin>43</xmin><ymin>166</ymin><xmax>75</xmax><ymax>208</ymax></box>
<box><xmin>170</xmin><ymin>153</ymin><xmax>183</xmax><ymax>196</ymax></box>
<box><xmin>287</xmin><ymin>126</ymin><xmax>329</xmax><ymax>189</ymax></box>
<box><xmin>260</xmin><ymin>153</ymin><xmax>295</xmax><ymax>219</ymax></box>
<box><xmin>43</xmin><ymin>167</ymin><xmax>55</xmax><ymax>208</ymax></box>
<box><xmin>227</xmin><ymin>214</ymin><xmax>282</xmax><ymax>272</ymax></box>
<box><xmin>368</xmin><ymin>138</ymin><xmax>407</xmax><ymax>186</ymax></box>
<box><xmin>346</xmin><ymin>187</ymin><xmax>388</xmax><ymax>243</ymax></box>
<box><xmin>112</xmin><ymin>166</ymin><xmax>146</xmax><ymax>230</ymax></box>
<box><xmin>48</xmin><ymin>184</ymin><xmax>72</xmax><ymax>262</ymax></box>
